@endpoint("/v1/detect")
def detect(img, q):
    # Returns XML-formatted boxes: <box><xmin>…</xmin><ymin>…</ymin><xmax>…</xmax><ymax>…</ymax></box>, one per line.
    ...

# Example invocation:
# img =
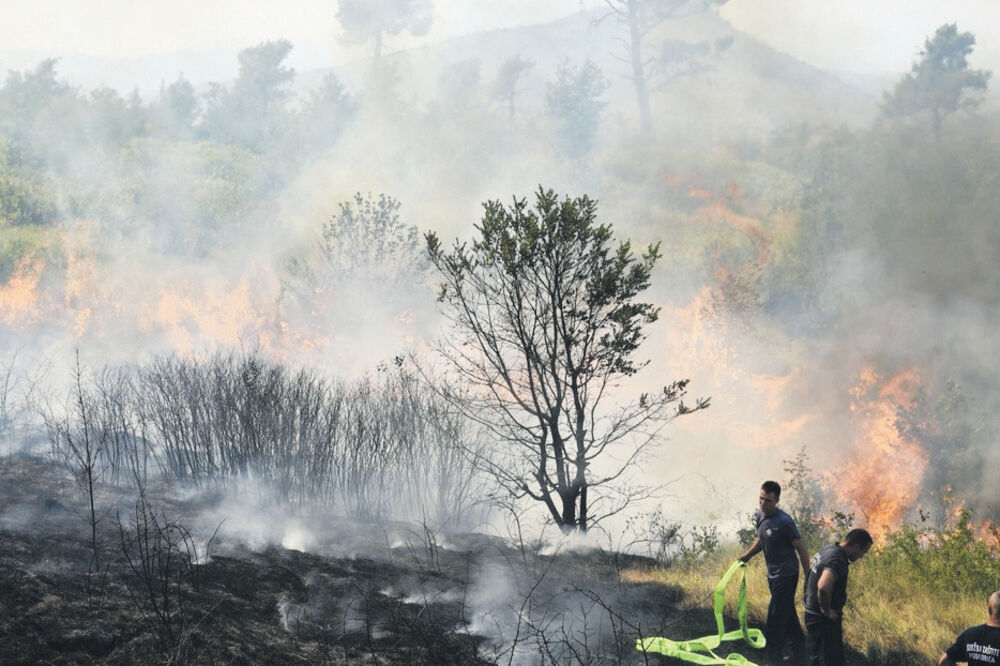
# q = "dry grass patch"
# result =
<box><xmin>621</xmin><ymin>545</ymin><xmax>987</xmax><ymax>665</ymax></box>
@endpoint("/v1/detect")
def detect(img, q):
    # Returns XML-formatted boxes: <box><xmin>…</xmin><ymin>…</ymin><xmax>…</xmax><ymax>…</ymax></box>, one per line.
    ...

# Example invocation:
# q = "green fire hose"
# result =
<box><xmin>636</xmin><ymin>560</ymin><xmax>767</xmax><ymax>665</ymax></box>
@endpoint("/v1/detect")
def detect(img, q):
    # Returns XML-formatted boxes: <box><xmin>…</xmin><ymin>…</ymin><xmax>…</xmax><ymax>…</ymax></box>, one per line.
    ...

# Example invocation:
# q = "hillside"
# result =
<box><xmin>0</xmin><ymin>453</ymin><xmax>914</xmax><ymax>665</ymax></box>
<box><xmin>309</xmin><ymin>7</ymin><xmax>878</xmax><ymax>133</ymax></box>
<box><xmin>1</xmin><ymin>6</ymin><xmax>878</xmax><ymax>133</ymax></box>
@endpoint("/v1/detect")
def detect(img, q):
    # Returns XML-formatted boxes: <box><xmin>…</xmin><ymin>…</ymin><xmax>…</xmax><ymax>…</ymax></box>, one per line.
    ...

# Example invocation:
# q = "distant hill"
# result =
<box><xmin>296</xmin><ymin>7</ymin><xmax>880</xmax><ymax>134</ymax></box>
<box><xmin>1</xmin><ymin>7</ymin><xmax>879</xmax><ymax>132</ymax></box>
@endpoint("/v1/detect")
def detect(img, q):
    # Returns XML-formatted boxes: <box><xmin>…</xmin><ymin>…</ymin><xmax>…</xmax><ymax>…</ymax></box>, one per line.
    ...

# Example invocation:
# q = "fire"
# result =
<box><xmin>137</xmin><ymin>275</ymin><xmax>276</xmax><ymax>356</ymax></box>
<box><xmin>835</xmin><ymin>365</ymin><xmax>928</xmax><ymax>543</ymax></box>
<box><xmin>62</xmin><ymin>243</ymin><xmax>104</xmax><ymax>340</ymax></box>
<box><xmin>0</xmin><ymin>256</ymin><xmax>47</xmax><ymax>329</ymax></box>
<box><xmin>975</xmin><ymin>520</ymin><xmax>1000</xmax><ymax>552</ymax></box>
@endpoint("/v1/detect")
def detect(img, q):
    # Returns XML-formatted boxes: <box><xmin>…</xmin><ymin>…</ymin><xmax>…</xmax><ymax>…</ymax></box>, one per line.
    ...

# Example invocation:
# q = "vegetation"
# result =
<box><xmin>2</xmin><ymin>10</ymin><xmax>1000</xmax><ymax>664</ymax></box>
<box><xmin>41</xmin><ymin>351</ymin><xmax>488</xmax><ymax>529</ymax></box>
<box><xmin>627</xmin><ymin>454</ymin><xmax>1000</xmax><ymax>665</ymax></box>
<box><xmin>544</xmin><ymin>60</ymin><xmax>610</xmax><ymax>156</ymax></box>
<box><xmin>882</xmin><ymin>23</ymin><xmax>991</xmax><ymax>140</ymax></box>
<box><xmin>630</xmin><ymin>528</ymin><xmax>994</xmax><ymax>666</ymax></box>
<box><xmin>427</xmin><ymin>188</ymin><xmax>708</xmax><ymax>532</ymax></box>
<box><xmin>335</xmin><ymin>0</ymin><xmax>433</xmax><ymax>64</ymax></box>
<box><xmin>599</xmin><ymin>0</ymin><xmax>729</xmax><ymax>133</ymax></box>
<box><xmin>282</xmin><ymin>192</ymin><xmax>427</xmax><ymax>334</ymax></box>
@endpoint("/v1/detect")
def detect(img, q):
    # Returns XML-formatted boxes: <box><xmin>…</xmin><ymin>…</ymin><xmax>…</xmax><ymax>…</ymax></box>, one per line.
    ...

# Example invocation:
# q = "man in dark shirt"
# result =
<box><xmin>940</xmin><ymin>590</ymin><xmax>1000</xmax><ymax>665</ymax></box>
<box><xmin>738</xmin><ymin>480</ymin><xmax>812</xmax><ymax>666</ymax></box>
<box><xmin>803</xmin><ymin>528</ymin><xmax>873</xmax><ymax>665</ymax></box>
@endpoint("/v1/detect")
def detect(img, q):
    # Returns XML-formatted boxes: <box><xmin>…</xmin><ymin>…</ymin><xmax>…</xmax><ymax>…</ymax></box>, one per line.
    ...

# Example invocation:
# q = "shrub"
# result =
<box><xmin>877</xmin><ymin>509</ymin><xmax>1000</xmax><ymax>597</ymax></box>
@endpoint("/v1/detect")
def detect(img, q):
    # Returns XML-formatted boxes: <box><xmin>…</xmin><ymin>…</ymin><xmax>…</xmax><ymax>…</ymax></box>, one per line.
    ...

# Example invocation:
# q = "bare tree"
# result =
<box><xmin>0</xmin><ymin>351</ymin><xmax>19</xmax><ymax>455</ymax></box>
<box><xmin>426</xmin><ymin>187</ymin><xmax>708</xmax><ymax>532</ymax></box>
<box><xmin>116</xmin><ymin>494</ymin><xmax>218</xmax><ymax>657</ymax></box>
<box><xmin>45</xmin><ymin>352</ymin><xmax>110</xmax><ymax>570</ymax></box>
<box><xmin>0</xmin><ymin>350</ymin><xmax>46</xmax><ymax>456</ymax></box>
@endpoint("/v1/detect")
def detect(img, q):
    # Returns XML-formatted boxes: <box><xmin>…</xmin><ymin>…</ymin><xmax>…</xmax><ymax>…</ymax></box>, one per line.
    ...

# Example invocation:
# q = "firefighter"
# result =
<box><xmin>738</xmin><ymin>480</ymin><xmax>812</xmax><ymax>666</ymax></box>
<box><xmin>939</xmin><ymin>590</ymin><xmax>1000</xmax><ymax>665</ymax></box>
<box><xmin>803</xmin><ymin>528</ymin><xmax>873</xmax><ymax>665</ymax></box>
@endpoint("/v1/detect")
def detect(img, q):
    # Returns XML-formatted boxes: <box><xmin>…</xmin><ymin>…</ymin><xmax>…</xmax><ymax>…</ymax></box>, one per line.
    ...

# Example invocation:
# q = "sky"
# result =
<box><xmin>2</xmin><ymin>0</ymin><xmax>999</xmax><ymax>78</ymax></box>
<box><xmin>719</xmin><ymin>0</ymin><xmax>1000</xmax><ymax>75</ymax></box>
<box><xmin>0</xmin><ymin>1</ymin><xmax>597</xmax><ymax>60</ymax></box>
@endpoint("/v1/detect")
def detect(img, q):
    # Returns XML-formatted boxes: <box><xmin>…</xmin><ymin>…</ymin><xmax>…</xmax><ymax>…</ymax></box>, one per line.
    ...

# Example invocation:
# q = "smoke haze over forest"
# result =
<box><xmin>3</xmin><ymin>0</ymin><xmax>1000</xmax><ymax>553</ymax></box>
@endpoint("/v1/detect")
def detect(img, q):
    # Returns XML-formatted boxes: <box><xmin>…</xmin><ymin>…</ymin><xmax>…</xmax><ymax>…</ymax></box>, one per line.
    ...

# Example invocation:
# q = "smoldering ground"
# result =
<box><xmin>0</xmin><ymin>448</ymin><xmax>710</xmax><ymax>665</ymax></box>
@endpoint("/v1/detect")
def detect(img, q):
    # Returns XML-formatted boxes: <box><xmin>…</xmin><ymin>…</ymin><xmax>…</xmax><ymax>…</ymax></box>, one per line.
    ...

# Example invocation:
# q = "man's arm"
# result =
<box><xmin>940</xmin><ymin>632</ymin><xmax>966</xmax><ymax>665</ymax></box>
<box><xmin>816</xmin><ymin>568</ymin><xmax>839</xmax><ymax>620</ymax></box>
<box><xmin>738</xmin><ymin>537</ymin><xmax>762</xmax><ymax>562</ymax></box>
<box><xmin>791</xmin><ymin>537</ymin><xmax>811</xmax><ymax>577</ymax></box>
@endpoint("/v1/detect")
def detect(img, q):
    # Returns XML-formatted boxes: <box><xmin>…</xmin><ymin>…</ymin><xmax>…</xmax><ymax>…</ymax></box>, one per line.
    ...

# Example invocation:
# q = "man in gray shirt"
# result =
<box><xmin>803</xmin><ymin>529</ymin><xmax>873</xmax><ymax>665</ymax></box>
<box><xmin>739</xmin><ymin>480</ymin><xmax>812</xmax><ymax>666</ymax></box>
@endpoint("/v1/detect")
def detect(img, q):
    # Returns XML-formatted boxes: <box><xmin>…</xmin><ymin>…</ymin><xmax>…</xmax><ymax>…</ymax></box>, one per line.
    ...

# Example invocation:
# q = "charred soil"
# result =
<box><xmin>0</xmin><ymin>454</ymin><xmax>693</xmax><ymax>665</ymax></box>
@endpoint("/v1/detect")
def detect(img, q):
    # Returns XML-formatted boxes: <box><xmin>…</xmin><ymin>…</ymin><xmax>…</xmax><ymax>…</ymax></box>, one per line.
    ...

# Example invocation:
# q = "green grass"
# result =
<box><xmin>622</xmin><ymin>538</ymin><xmax>992</xmax><ymax>665</ymax></box>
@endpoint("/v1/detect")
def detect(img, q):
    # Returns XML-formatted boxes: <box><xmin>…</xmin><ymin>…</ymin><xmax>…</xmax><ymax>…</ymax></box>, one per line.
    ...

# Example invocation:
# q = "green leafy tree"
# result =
<box><xmin>0</xmin><ymin>141</ymin><xmax>57</xmax><ymax>227</ymax></box>
<box><xmin>0</xmin><ymin>59</ymin><xmax>84</xmax><ymax>167</ymax></box>
<box><xmin>282</xmin><ymin>193</ymin><xmax>428</xmax><ymax>335</ymax></box>
<box><xmin>201</xmin><ymin>40</ymin><xmax>295</xmax><ymax>150</ymax></box>
<box><xmin>336</xmin><ymin>0</ymin><xmax>433</xmax><ymax>64</ymax></box>
<box><xmin>426</xmin><ymin>188</ymin><xmax>708</xmax><ymax>532</ymax></box>
<box><xmin>87</xmin><ymin>86</ymin><xmax>146</xmax><ymax>146</ymax></box>
<box><xmin>293</xmin><ymin>73</ymin><xmax>354</xmax><ymax>155</ymax></box>
<box><xmin>151</xmin><ymin>74</ymin><xmax>199</xmax><ymax>140</ymax></box>
<box><xmin>882</xmin><ymin>23</ymin><xmax>991</xmax><ymax>140</ymax></box>
<box><xmin>491</xmin><ymin>55</ymin><xmax>535</xmax><ymax>120</ymax></box>
<box><xmin>544</xmin><ymin>59</ymin><xmax>609</xmax><ymax>156</ymax></box>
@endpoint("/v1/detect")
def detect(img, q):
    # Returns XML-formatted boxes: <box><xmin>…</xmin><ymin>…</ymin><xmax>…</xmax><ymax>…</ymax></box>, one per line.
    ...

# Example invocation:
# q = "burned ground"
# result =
<box><xmin>0</xmin><ymin>454</ymin><xmax>903</xmax><ymax>665</ymax></box>
<box><xmin>0</xmin><ymin>454</ymin><xmax>690</xmax><ymax>665</ymax></box>
<box><xmin>0</xmin><ymin>454</ymin><xmax>487</xmax><ymax>665</ymax></box>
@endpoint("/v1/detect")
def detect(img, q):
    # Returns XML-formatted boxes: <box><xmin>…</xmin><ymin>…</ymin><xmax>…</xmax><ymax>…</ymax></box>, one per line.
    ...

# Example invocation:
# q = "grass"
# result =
<box><xmin>622</xmin><ymin>543</ymin><xmax>989</xmax><ymax>665</ymax></box>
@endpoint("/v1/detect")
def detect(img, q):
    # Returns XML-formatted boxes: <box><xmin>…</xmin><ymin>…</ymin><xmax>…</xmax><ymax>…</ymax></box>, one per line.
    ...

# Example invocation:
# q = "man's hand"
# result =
<box><xmin>816</xmin><ymin>568</ymin><xmax>839</xmax><ymax>621</ymax></box>
<box><xmin>738</xmin><ymin>537</ymin><xmax>762</xmax><ymax>563</ymax></box>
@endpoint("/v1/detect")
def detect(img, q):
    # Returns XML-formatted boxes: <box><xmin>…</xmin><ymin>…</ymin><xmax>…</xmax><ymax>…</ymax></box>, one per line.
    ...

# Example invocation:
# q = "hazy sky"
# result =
<box><xmin>1</xmin><ymin>1</ymin><xmax>597</xmax><ymax>59</ymax></box>
<box><xmin>1</xmin><ymin>0</ymin><xmax>999</xmax><ymax>76</ymax></box>
<box><xmin>720</xmin><ymin>0</ymin><xmax>1000</xmax><ymax>74</ymax></box>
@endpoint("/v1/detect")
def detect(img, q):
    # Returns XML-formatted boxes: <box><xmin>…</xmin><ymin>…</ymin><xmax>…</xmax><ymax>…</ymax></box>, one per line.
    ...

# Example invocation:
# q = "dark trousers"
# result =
<box><xmin>806</xmin><ymin>618</ymin><xmax>844</xmax><ymax>666</ymax></box>
<box><xmin>766</xmin><ymin>574</ymin><xmax>806</xmax><ymax>665</ymax></box>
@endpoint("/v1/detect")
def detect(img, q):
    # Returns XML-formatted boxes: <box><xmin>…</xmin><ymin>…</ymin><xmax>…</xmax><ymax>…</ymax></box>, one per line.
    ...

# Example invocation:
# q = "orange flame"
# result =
<box><xmin>835</xmin><ymin>366</ymin><xmax>928</xmax><ymax>543</ymax></box>
<box><xmin>0</xmin><ymin>256</ymin><xmax>47</xmax><ymax>329</ymax></box>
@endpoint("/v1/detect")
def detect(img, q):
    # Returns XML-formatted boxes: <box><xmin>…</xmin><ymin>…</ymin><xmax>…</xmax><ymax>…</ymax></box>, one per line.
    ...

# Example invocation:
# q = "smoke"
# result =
<box><xmin>2</xmin><ymin>2</ymin><xmax>1000</xmax><ymax>562</ymax></box>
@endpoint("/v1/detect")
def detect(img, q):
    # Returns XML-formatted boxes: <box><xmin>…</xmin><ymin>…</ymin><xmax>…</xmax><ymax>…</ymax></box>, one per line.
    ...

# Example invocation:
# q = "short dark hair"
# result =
<box><xmin>843</xmin><ymin>528</ymin><xmax>873</xmax><ymax>548</ymax></box>
<box><xmin>761</xmin><ymin>481</ymin><xmax>781</xmax><ymax>499</ymax></box>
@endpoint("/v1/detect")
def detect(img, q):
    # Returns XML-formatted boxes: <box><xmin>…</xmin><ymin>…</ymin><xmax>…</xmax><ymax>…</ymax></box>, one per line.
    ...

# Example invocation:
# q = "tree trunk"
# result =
<box><xmin>628</xmin><ymin>0</ymin><xmax>653</xmax><ymax>135</ymax></box>
<box><xmin>560</xmin><ymin>483</ymin><xmax>588</xmax><ymax>532</ymax></box>
<box><xmin>560</xmin><ymin>491</ymin><xmax>578</xmax><ymax>532</ymax></box>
